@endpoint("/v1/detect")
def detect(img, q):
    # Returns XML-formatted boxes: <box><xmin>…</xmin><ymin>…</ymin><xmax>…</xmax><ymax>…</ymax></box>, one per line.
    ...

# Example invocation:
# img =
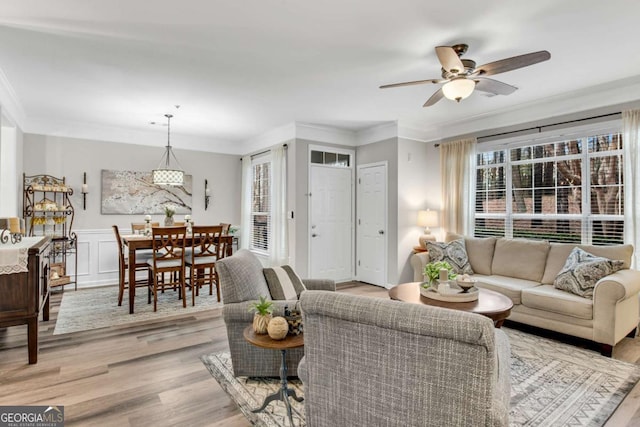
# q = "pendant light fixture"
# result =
<box><xmin>152</xmin><ymin>113</ymin><xmax>184</xmax><ymax>186</ymax></box>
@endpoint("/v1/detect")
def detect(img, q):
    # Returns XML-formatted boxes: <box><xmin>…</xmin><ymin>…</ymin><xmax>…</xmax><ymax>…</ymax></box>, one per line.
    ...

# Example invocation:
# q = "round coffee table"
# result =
<box><xmin>388</xmin><ymin>282</ymin><xmax>513</xmax><ymax>328</ymax></box>
<box><xmin>243</xmin><ymin>326</ymin><xmax>303</xmax><ymax>427</ymax></box>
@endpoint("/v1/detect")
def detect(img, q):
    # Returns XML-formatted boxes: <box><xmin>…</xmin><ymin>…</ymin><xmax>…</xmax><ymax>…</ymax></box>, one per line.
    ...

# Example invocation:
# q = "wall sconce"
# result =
<box><xmin>204</xmin><ymin>179</ymin><xmax>211</xmax><ymax>210</ymax></box>
<box><xmin>81</xmin><ymin>172</ymin><xmax>88</xmax><ymax>210</ymax></box>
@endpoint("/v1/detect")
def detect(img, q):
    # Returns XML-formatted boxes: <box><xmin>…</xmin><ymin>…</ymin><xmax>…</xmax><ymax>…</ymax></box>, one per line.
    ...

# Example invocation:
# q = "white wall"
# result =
<box><xmin>0</xmin><ymin>113</ymin><xmax>21</xmax><ymax>216</ymax></box>
<box><xmin>23</xmin><ymin>133</ymin><xmax>242</xmax><ymax>287</ymax></box>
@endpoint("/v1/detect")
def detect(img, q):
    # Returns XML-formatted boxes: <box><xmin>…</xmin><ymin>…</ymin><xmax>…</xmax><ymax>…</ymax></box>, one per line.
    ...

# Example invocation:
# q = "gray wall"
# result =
<box><xmin>397</xmin><ymin>138</ymin><xmax>440</xmax><ymax>283</ymax></box>
<box><xmin>356</xmin><ymin>137</ymin><xmax>398</xmax><ymax>284</ymax></box>
<box><xmin>23</xmin><ymin>134</ymin><xmax>241</xmax><ymax>230</ymax></box>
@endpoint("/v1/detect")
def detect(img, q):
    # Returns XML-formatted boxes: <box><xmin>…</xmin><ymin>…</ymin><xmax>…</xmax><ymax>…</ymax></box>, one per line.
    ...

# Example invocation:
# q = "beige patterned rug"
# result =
<box><xmin>202</xmin><ymin>327</ymin><xmax>640</xmax><ymax>427</ymax></box>
<box><xmin>54</xmin><ymin>285</ymin><xmax>223</xmax><ymax>335</ymax></box>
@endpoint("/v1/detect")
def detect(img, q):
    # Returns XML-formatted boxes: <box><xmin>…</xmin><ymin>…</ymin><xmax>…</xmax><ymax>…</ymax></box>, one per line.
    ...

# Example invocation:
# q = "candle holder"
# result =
<box><xmin>204</xmin><ymin>179</ymin><xmax>211</xmax><ymax>210</ymax></box>
<box><xmin>81</xmin><ymin>172</ymin><xmax>88</xmax><ymax>210</ymax></box>
<box><xmin>0</xmin><ymin>218</ymin><xmax>24</xmax><ymax>244</ymax></box>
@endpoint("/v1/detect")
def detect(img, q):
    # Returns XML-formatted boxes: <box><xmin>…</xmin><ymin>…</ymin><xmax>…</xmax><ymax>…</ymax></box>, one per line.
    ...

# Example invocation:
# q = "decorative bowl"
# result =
<box><xmin>456</xmin><ymin>277</ymin><xmax>477</xmax><ymax>293</ymax></box>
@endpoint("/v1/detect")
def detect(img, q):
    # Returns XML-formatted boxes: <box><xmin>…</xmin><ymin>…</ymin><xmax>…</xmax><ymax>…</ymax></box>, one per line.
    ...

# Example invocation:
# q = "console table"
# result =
<box><xmin>0</xmin><ymin>236</ymin><xmax>51</xmax><ymax>364</ymax></box>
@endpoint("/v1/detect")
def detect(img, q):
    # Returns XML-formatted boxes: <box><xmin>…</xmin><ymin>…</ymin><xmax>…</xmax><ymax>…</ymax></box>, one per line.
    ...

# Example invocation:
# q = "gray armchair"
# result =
<box><xmin>215</xmin><ymin>250</ymin><xmax>335</xmax><ymax>377</ymax></box>
<box><xmin>298</xmin><ymin>291</ymin><xmax>511</xmax><ymax>427</ymax></box>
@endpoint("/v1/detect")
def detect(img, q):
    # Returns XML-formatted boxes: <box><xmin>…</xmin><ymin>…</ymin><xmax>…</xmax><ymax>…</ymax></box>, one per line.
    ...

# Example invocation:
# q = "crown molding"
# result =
<box><xmin>25</xmin><ymin>117</ymin><xmax>240</xmax><ymax>154</ymax></box>
<box><xmin>0</xmin><ymin>66</ymin><xmax>26</xmax><ymax>128</ymax></box>
<box><xmin>295</xmin><ymin>122</ymin><xmax>357</xmax><ymax>146</ymax></box>
<box><xmin>355</xmin><ymin>121</ymin><xmax>398</xmax><ymax>145</ymax></box>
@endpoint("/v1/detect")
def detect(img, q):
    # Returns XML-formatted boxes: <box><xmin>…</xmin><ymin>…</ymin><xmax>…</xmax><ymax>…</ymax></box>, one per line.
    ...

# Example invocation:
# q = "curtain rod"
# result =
<box><xmin>434</xmin><ymin>111</ymin><xmax>622</xmax><ymax>148</ymax></box>
<box><xmin>242</xmin><ymin>143</ymin><xmax>288</xmax><ymax>160</ymax></box>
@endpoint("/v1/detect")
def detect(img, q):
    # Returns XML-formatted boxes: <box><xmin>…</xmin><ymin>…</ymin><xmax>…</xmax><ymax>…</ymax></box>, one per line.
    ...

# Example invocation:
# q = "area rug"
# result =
<box><xmin>54</xmin><ymin>286</ymin><xmax>223</xmax><ymax>335</ymax></box>
<box><xmin>201</xmin><ymin>327</ymin><xmax>640</xmax><ymax>427</ymax></box>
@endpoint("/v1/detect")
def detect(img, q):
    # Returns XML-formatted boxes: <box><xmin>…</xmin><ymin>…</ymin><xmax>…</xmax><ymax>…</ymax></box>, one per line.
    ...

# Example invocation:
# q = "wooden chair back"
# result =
<box><xmin>216</xmin><ymin>235</ymin><xmax>234</xmax><ymax>259</ymax></box>
<box><xmin>191</xmin><ymin>225</ymin><xmax>224</xmax><ymax>261</ymax></box>
<box><xmin>219</xmin><ymin>223</ymin><xmax>231</xmax><ymax>235</ymax></box>
<box><xmin>112</xmin><ymin>225</ymin><xmax>125</xmax><ymax>271</ymax></box>
<box><xmin>151</xmin><ymin>226</ymin><xmax>187</xmax><ymax>266</ymax></box>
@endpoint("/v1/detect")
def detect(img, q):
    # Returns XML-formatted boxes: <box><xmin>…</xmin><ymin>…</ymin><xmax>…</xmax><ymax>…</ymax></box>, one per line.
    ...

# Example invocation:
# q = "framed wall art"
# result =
<box><xmin>101</xmin><ymin>170</ymin><xmax>192</xmax><ymax>214</ymax></box>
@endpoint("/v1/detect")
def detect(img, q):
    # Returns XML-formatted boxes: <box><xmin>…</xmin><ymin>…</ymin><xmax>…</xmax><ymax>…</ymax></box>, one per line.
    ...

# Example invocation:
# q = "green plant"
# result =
<box><xmin>164</xmin><ymin>205</ymin><xmax>175</xmax><ymax>217</ymax></box>
<box><xmin>423</xmin><ymin>261</ymin><xmax>457</xmax><ymax>286</ymax></box>
<box><xmin>248</xmin><ymin>296</ymin><xmax>274</xmax><ymax>316</ymax></box>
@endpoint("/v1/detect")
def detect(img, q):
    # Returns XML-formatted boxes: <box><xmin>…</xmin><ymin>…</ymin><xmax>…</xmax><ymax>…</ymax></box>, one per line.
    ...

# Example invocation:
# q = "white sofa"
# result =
<box><xmin>411</xmin><ymin>234</ymin><xmax>640</xmax><ymax>355</ymax></box>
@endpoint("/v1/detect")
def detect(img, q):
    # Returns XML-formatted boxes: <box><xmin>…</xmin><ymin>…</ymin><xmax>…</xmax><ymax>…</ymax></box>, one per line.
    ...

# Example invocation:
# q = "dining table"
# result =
<box><xmin>121</xmin><ymin>233</ymin><xmax>233</xmax><ymax>314</ymax></box>
<box><xmin>121</xmin><ymin>234</ymin><xmax>196</xmax><ymax>314</ymax></box>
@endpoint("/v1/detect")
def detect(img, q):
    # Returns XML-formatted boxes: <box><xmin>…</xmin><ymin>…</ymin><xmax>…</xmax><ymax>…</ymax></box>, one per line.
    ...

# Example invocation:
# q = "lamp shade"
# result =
<box><xmin>417</xmin><ymin>210</ymin><xmax>438</xmax><ymax>228</ymax></box>
<box><xmin>152</xmin><ymin>169</ymin><xmax>184</xmax><ymax>186</ymax></box>
<box><xmin>442</xmin><ymin>78</ymin><xmax>476</xmax><ymax>102</ymax></box>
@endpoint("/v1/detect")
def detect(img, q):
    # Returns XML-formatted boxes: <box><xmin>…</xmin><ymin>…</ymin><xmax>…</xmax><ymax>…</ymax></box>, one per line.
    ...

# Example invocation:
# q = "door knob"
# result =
<box><xmin>312</xmin><ymin>233</ymin><xmax>318</xmax><ymax>237</ymax></box>
<box><xmin>378</xmin><ymin>230</ymin><xmax>384</xmax><ymax>235</ymax></box>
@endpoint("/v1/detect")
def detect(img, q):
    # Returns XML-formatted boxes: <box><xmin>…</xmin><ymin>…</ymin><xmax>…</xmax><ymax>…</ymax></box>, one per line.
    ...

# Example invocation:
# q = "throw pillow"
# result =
<box><xmin>263</xmin><ymin>265</ymin><xmax>307</xmax><ymax>300</ymax></box>
<box><xmin>553</xmin><ymin>247</ymin><xmax>624</xmax><ymax>299</ymax></box>
<box><xmin>426</xmin><ymin>239</ymin><xmax>474</xmax><ymax>275</ymax></box>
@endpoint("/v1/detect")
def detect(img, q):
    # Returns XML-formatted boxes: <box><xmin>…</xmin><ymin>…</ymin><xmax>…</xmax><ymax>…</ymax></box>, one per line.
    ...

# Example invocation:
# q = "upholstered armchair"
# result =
<box><xmin>215</xmin><ymin>249</ymin><xmax>335</xmax><ymax>377</ymax></box>
<box><xmin>298</xmin><ymin>291</ymin><xmax>511</xmax><ymax>427</ymax></box>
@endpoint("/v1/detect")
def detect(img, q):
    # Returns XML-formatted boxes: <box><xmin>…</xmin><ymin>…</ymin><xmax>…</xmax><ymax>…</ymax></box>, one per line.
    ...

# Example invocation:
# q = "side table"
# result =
<box><xmin>243</xmin><ymin>325</ymin><xmax>304</xmax><ymax>426</ymax></box>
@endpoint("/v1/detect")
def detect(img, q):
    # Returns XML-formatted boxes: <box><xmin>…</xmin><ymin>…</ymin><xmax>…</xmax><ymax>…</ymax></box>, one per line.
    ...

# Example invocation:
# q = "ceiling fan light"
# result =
<box><xmin>442</xmin><ymin>78</ymin><xmax>476</xmax><ymax>102</ymax></box>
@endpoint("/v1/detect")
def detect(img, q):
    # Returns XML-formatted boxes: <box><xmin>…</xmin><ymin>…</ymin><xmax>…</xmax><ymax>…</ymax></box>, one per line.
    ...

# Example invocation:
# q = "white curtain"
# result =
<box><xmin>270</xmin><ymin>145</ymin><xmax>288</xmax><ymax>265</ymax></box>
<box><xmin>440</xmin><ymin>137</ymin><xmax>477</xmax><ymax>236</ymax></box>
<box><xmin>623</xmin><ymin>110</ymin><xmax>640</xmax><ymax>267</ymax></box>
<box><xmin>239</xmin><ymin>156</ymin><xmax>252</xmax><ymax>250</ymax></box>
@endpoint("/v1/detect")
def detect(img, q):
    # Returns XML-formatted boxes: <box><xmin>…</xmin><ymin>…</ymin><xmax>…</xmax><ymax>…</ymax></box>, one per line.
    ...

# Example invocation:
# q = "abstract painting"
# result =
<box><xmin>101</xmin><ymin>170</ymin><xmax>192</xmax><ymax>214</ymax></box>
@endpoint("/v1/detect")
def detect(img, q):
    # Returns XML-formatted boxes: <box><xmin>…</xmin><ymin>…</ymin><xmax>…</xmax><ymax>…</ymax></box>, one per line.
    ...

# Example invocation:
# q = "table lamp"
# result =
<box><xmin>417</xmin><ymin>209</ymin><xmax>438</xmax><ymax>247</ymax></box>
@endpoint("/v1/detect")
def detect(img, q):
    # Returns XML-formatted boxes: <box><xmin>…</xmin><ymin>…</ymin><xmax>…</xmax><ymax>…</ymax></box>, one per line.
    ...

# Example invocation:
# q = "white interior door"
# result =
<box><xmin>356</xmin><ymin>163</ymin><xmax>387</xmax><ymax>286</ymax></box>
<box><xmin>309</xmin><ymin>165</ymin><xmax>353</xmax><ymax>282</ymax></box>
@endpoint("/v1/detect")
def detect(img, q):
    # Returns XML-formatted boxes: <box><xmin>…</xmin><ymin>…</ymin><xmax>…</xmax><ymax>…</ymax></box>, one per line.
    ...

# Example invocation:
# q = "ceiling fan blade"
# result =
<box><xmin>475</xmin><ymin>77</ymin><xmax>518</xmax><ymax>95</ymax></box>
<box><xmin>379</xmin><ymin>78</ymin><xmax>445</xmax><ymax>89</ymax></box>
<box><xmin>435</xmin><ymin>46</ymin><xmax>465</xmax><ymax>74</ymax></box>
<box><xmin>423</xmin><ymin>88</ymin><xmax>444</xmax><ymax>107</ymax></box>
<box><xmin>476</xmin><ymin>50</ymin><xmax>551</xmax><ymax>76</ymax></box>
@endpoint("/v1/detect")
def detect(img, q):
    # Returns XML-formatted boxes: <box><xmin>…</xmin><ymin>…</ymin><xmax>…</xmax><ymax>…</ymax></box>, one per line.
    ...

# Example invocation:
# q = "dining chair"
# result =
<box><xmin>185</xmin><ymin>225</ymin><xmax>223</xmax><ymax>305</ymax></box>
<box><xmin>131</xmin><ymin>222</ymin><xmax>159</xmax><ymax>233</ymax></box>
<box><xmin>112</xmin><ymin>225</ymin><xmax>151</xmax><ymax>306</ymax></box>
<box><xmin>173</xmin><ymin>221</ymin><xmax>186</xmax><ymax>227</ymax></box>
<box><xmin>147</xmin><ymin>226</ymin><xmax>187</xmax><ymax>311</ymax></box>
<box><xmin>219</xmin><ymin>223</ymin><xmax>231</xmax><ymax>234</ymax></box>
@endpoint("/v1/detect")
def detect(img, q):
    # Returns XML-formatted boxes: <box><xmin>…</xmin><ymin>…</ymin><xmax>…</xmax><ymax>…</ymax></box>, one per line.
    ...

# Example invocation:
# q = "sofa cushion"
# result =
<box><xmin>553</xmin><ymin>247</ymin><xmax>624</xmax><ymax>299</ymax></box>
<box><xmin>473</xmin><ymin>274</ymin><xmax>540</xmax><ymax>305</ymax></box>
<box><xmin>263</xmin><ymin>265</ymin><xmax>307</xmax><ymax>300</ymax></box>
<box><xmin>578</xmin><ymin>244</ymin><xmax>633</xmax><ymax>269</ymax></box>
<box><xmin>542</xmin><ymin>243</ymin><xmax>634</xmax><ymax>284</ymax></box>
<box><xmin>426</xmin><ymin>239</ymin><xmax>474</xmax><ymax>275</ymax></box>
<box><xmin>521</xmin><ymin>284</ymin><xmax>593</xmax><ymax>320</ymax></box>
<box><xmin>491</xmin><ymin>238</ymin><xmax>550</xmax><ymax>282</ymax></box>
<box><xmin>447</xmin><ymin>233</ymin><xmax>497</xmax><ymax>275</ymax></box>
<box><xmin>541</xmin><ymin>243</ymin><xmax>576</xmax><ymax>285</ymax></box>
<box><xmin>465</xmin><ymin>237</ymin><xmax>497</xmax><ymax>276</ymax></box>
<box><xmin>215</xmin><ymin>249</ymin><xmax>272</xmax><ymax>304</ymax></box>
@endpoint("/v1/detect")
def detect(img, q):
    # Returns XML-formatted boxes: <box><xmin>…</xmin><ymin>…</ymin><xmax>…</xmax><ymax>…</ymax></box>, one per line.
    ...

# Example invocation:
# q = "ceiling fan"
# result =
<box><xmin>380</xmin><ymin>44</ymin><xmax>550</xmax><ymax>107</ymax></box>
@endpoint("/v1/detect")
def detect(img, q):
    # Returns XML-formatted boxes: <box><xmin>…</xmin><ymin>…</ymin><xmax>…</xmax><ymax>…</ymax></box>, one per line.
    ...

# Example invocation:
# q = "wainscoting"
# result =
<box><xmin>70</xmin><ymin>228</ymin><xmax>126</xmax><ymax>288</ymax></box>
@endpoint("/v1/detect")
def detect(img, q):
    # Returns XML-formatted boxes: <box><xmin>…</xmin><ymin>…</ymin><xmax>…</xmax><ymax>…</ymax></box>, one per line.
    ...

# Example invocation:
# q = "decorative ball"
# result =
<box><xmin>267</xmin><ymin>316</ymin><xmax>289</xmax><ymax>340</ymax></box>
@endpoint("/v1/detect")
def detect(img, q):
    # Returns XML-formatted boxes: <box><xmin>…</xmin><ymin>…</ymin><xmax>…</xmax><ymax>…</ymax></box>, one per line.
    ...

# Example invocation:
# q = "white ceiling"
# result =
<box><xmin>1</xmin><ymin>0</ymin><xmax>640</xmax><ymax>154</ymax></box>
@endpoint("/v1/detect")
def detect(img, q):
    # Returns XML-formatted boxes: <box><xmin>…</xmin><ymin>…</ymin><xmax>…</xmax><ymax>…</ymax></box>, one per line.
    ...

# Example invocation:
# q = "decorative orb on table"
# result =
<box><xmin>267</xmin><ymin>316</ymin><xmax>289</xmax><ymax>340</ymax></box>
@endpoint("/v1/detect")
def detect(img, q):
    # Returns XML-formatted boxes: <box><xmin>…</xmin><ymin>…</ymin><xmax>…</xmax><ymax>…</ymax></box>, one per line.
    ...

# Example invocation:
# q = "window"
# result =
<box><xmin>250</xmin><ymin>155</ymin><xmax>271</xmax><ymax>253</ymax></box>
<box><xmin>474</xmin><ymin>131</ymin><xmax>623</xmax><ymax>245</ymax></box>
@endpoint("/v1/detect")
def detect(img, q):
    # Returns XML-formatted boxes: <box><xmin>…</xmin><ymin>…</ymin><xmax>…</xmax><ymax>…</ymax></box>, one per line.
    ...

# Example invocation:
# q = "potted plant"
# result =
<box><xmin>423</xmin><ymin>261</ymin><xmax>457</xmax><ymax>289</ymax></box>
<box><xmin>248</xmin><ymin>295</ymin><xmax>274</xmax><ymax>334</ymax></box>
<box><xmin>163</xmin><ymin>205</ymin><xmax>175</xmax><ymax>226</ymax></box>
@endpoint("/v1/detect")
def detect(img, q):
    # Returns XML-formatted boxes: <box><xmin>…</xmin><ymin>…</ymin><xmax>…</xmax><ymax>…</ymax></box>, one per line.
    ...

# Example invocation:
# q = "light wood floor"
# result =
<box><xmin>1</xmin><ymin>282</ymin><xmax>640</xmax><ymax>426</ymax></box>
